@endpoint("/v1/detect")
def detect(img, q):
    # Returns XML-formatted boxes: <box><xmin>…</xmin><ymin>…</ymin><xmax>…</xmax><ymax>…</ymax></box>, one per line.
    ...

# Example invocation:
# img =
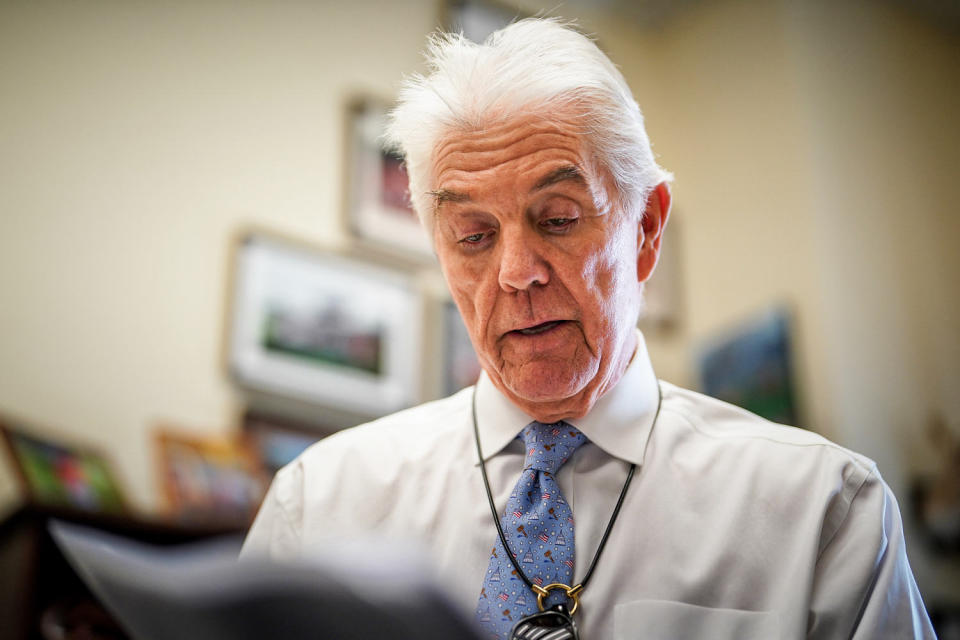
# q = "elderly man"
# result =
<box><xmin>242</xmin><ymin>18</ymin><xmax>934</xmax><ymax>639</ymax></box>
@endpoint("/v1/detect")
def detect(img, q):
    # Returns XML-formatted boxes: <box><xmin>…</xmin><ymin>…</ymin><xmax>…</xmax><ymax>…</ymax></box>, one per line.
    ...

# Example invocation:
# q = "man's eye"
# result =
<box><xmin>542</xmin><ymin>217</ymin><xmax>576</xmax><ymax>230</ymax></box>
<box><xmin>460</xmin><ymin>232</ymin><xmax>487</xmax><ymax>244</ymax></box>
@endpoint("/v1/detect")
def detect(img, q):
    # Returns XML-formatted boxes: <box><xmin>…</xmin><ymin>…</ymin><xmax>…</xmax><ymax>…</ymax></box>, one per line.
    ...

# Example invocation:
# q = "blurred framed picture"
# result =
<box><xmin>228</xmin><ymin>232</ymin><xmax>424</xmax><ymax>416</ymax></box>
<box><xmin>0</xmin><ymin>421</ymin><xmax>127</xmax><ymax>515</ymax></box>
<box><xmin>445</xmin><ymin>0</ymin><xmax>523</xmax><ymax>43</ymax></box>
<box><xmin>911</xmin><ymin>414</ymin><xmax>960</xmax><ymax>555</ymax></box>
<box><xmin>639</xmin><ymin>215</ymin><xmax>683</xmax><ymax>329</ymax></box>
<box><xmin>243</xmin><ymin>411</ymin><xmax>325</xmax><ymax>477</ymax></box>
<box><xmin>154</xmin><ymin>428</ymin><xmax>266</xmax><ymax>524</ymax></box>
<box><xmin>345</xmin><ymin>98</ymin><xmax>433</xmax><ymax>261</ymax></box>
<box><xmin>442</xmin><ymin>300</ymin><xmax>482</xmax><ymax>396</ymax></box>
<box><xmin>697</xmin><ymin>307</ymin><xmax>800</xmax><ymax>426</ymax></box>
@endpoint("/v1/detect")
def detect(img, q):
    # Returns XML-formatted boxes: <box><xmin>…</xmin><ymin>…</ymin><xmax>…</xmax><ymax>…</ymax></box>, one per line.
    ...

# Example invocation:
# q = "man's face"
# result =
<box><xmin>430</xmin><ymin>114</ymin><xmax>664</xmax><ymax>422</ymax></box>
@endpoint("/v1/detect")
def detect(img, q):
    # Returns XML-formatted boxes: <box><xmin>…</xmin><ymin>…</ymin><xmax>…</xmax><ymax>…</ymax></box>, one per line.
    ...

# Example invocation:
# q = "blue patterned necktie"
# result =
<box><xmin>476</xmin><ymin>421</ymin><xmax>587</xmax><ymax>639</ymax></box>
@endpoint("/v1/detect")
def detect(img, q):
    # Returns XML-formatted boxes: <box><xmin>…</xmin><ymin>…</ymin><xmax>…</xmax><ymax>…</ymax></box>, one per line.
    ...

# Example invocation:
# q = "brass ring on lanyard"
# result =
<box><xmin>532</xmin><ymin>583</ymin><xmax>583</xmax><ymax>615</ymax></box>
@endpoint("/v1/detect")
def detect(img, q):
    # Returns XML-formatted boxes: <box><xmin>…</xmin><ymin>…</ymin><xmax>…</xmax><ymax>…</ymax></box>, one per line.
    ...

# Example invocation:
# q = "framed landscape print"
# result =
<box><xmin>345</xmin><ymin>98</ymin><xmax>433</xmax><ymax>261</ymax></box>
<box><xmin>228</xmin><ymin>232</ymin><xmax>424</xmax><ymax>417</ymax></box>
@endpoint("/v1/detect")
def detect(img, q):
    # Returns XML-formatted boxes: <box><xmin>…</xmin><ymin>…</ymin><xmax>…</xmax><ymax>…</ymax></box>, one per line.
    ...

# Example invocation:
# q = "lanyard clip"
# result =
<box><xmin>531</xmin><ymin>582</ymin><xmax>583</xmax><ymax>616</ymax></box>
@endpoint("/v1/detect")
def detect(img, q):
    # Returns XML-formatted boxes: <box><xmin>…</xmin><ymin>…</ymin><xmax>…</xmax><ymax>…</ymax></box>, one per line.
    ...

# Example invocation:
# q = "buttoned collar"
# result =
<box><xmin>473</xmin><ymin>330</ymin><xmax>661</xmax><ymax>467</ymax></box>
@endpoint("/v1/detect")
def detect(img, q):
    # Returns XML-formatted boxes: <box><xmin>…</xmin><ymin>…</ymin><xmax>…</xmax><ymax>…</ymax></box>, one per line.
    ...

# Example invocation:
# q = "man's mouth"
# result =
<box><xmin>515</xmin><ymin>320</ymin><xmax>563</xmax><ymax>336</ymax></box>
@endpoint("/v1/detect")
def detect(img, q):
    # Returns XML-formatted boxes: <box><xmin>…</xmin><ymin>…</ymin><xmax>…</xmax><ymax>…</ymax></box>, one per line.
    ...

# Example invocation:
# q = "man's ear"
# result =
<box><xmin>636</xmin><ymin>182</ymin><xmax>671</xmax><ymax>283</ymax></box>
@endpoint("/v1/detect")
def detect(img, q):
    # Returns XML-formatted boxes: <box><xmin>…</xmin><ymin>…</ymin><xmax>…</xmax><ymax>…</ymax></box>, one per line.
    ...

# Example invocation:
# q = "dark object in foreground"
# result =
<box><xmin>50</xmin><ymin>520</ymin><xmax>483</xmax><ymax>640</ymax></box>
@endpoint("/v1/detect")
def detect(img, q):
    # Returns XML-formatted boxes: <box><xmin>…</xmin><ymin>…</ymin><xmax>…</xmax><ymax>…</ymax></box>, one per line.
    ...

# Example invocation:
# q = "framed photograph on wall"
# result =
<box><xmin>639</xmin><ymin>214</ymin><xmax>683</xmax><ymax>330</ymax></box>
<box><xmin>445</xmin><ymin>0</ymin><xmax>523</xmax><ymax>43</ymax></box>
<box><xmin>242</xmin><ymin>411</ymin><xmax>325</xmax><ymax>477</ymax></box>
<box><xmin>154</xmin><ymin>428</ymin><xmax>266</xmax><ymax>525</ymax></box>
<box><xmin>442</xmin><ymin>300</ymin><xmax>482</xmax><ymax>396</ymax></box>
<box><xmin>228</xmin><ymin>232</ymin><xmax>424</xmax><ymax>417</ymax></box>
<box><xmin>696</xmin><ymin>306</ymin><xmax>800</xmax><ymax>426</ymax></box>
<box><xmin>345</xmin><ymin>98</ymin><xmax>433</xmax><ymax>261</ymax></box>
<box><xmin>0</xmin><ymin>421</ymin><xmax>128</xmax><ymax>516</ymax></box>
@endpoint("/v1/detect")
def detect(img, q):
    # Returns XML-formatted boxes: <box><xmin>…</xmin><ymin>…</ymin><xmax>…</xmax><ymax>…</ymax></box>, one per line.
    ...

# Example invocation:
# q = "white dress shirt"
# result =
<box><xmin>241</xmin><ymin>333</ymin><xmax>935</xmax><ymax>639</ymax></box>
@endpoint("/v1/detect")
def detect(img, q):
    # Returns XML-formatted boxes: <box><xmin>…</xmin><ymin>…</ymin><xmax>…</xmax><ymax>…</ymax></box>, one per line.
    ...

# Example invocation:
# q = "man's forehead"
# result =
<box><xmin>435</xmin><ymin>112</ymin><xmax>582</xmax><ymax>154</ymax></box>
<box><xmin>430</xmin><ymin>113</ymin><xmax>587</xmax><ymax>172</ymax></box>
<box><xmin>425</xmin><ymin>113</ymin><xmax>604</xmax><ymax>215</ymax></box>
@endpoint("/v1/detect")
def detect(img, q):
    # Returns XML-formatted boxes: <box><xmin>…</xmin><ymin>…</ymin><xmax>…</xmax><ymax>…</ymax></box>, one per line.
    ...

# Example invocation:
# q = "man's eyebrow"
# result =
<box><xmin>427</xmin><ymin>188</ymin><xmax>470</xmax><ymax>209</ymax></box>
<box><xmin>426</xmin><ymin>165</ymin><xmax>583</xmax><ymax>210</ymax></box>
<box><xmin>532</xmin><ymin>165</ymin><xmax>586</xmax><ymax>192</ymax></box>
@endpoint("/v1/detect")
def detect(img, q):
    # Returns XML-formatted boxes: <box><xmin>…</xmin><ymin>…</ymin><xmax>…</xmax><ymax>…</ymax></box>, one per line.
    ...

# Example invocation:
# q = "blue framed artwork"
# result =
<box><xmin>697</xmin><ymin>307</ymin><xmax>800</xmax><ymax>426</ymax></box>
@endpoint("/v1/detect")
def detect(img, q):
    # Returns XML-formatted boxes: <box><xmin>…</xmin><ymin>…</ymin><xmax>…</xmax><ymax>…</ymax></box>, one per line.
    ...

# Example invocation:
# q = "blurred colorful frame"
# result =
<box><xmin>154</xmin><ymin>426</ymin><xmax>266</xmax><ymax>525</ymax></box>
<box><xmin>0</xmin><ymin>420</ymin><xmax>128</xmax><ymax>516</ymax></box>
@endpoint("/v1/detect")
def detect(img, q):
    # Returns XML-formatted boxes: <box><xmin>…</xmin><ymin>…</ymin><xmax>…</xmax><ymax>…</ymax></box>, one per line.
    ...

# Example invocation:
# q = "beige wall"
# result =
<box><xmin>788</xmin><ymin>1</ymin><xmax>960</xmax><ymax>479</ymax></box>
<box><xmin>1</xmin><ymin>0</ymin><xmax>957</xmax><ymax>598</ymax></box>
<box><xmin>785</xmin><ymin>1</ymin><xmax>960</xmax><ymax>597</ymax></box>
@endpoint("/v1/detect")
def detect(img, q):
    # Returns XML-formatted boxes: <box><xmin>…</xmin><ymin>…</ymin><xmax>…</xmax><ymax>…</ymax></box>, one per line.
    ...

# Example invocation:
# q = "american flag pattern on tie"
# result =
<box><xmin>476</xmin><ymin>422</ymin><xmax>587</xmax><ymax>639</ymax></box>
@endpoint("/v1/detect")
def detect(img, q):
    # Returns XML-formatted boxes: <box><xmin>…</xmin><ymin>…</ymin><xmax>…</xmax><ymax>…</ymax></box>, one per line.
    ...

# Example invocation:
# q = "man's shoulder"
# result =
<box><xmin>248</xmin><ymin>387</ymin><xmax>478</xmax><ymax>549</ymax></box>
<box><xmin>656</xmin><ymin>382</ymin><xmax>884</xmax><ymax>548</ymax></box>
<box><xmin>658</xmin><ymin>381</ymin><xmax>877</xmax><ymax>476</ymax></box>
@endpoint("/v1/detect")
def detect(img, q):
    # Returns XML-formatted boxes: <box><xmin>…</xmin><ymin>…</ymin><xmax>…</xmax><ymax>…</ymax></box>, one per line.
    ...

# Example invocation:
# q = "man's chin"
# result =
<box><xmin>496</xmin><ymin>364</ymin><xmax>598</xmax><ymax>420</ymax></box>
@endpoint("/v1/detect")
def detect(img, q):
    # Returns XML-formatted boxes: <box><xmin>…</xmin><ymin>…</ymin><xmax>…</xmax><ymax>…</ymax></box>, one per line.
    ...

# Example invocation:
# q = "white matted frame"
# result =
<box><xmin>229</xmin><ymin>233</ymin><xmax>423</xmax><ymax>416</ymax></box>
<box><xmin>346</xmin><ymin>98</ymin><xmax>433</xmax><ymax>260</ymax></box>
<box><xmin>441</xmin><ymin>299</ymin><xmax>482</xmax><ymax>396</ymax></box>
<box><xmin>639</xmin><ymin>214</ymin><xmax>683</xmax><ymax>329</ymax></box>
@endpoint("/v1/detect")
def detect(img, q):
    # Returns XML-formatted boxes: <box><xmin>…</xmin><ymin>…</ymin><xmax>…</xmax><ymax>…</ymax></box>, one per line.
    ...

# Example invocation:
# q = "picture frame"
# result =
<box><xmin>228</xmin><ymin>232</ymin><xmax>424</xmax><ymax>417</ymax></box>
<box><xmin>639</xmin><ymin>214</ymin><xmax>683</xmax><ymax>329</ymax></box>
<box><xmin>441</xmin><ymin>300</ymin><xmax>482</xmax><ymax>396</ymax></box>
<box><xmin>696</xmin><ymin>307</ymin><xmax>800</xmax><ymax>426</ymax></box>
<box><xmin>345</xmin><ymin>98</ymin><xmax>434</xmax><ymax>261</ymax></box>
<box><xmin>154</xmin><ymin>427</ymin><xmax>266</xmax><ymax>524</ymax></box>
<box><xmin>910</xmin><ymin>414</ymin><xmax>960</xmax><ymax>555</ymax></box>
<box><xmin>0</xmin><ymin>421</ymin><xmax>128</xmax><ymax>515</ymax></box>
<box><xmin>242</xmin><ymin>411</ymin><xmax>326</xmax><ymax>477</ymax></box>
<box><xmin>444</xmin><ymin>0</ymin><xmax>524</xmax><ymax>43</ymax></box>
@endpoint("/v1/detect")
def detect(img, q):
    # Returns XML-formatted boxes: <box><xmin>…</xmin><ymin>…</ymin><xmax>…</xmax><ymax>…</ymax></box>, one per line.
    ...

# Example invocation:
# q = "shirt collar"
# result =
<box><xmin>473</xmin><ymin>330</ymin><xmax>661</xmax><ymax>467</ymax></box>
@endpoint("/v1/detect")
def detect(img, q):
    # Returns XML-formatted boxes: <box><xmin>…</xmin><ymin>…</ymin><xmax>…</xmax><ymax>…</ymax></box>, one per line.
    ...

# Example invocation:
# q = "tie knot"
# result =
<box><xmin>520</xmin><ymin>421</ymin><xmax>587</xmax><ymax>474</ymax></box>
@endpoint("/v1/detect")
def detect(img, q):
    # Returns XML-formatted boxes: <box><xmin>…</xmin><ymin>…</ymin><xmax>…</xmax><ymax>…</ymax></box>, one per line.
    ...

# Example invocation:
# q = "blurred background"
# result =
<box><xmin>1</xmin><ymin>0</ymin><xmax>958</xmax><ymax>633</ymax></box>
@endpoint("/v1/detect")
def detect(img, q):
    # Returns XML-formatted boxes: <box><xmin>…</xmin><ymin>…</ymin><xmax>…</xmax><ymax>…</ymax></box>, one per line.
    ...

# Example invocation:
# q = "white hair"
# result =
<box><xmin>384</xmin><ymin>17</ymin><xmax>672</xmax><ymax>235</ymax></box>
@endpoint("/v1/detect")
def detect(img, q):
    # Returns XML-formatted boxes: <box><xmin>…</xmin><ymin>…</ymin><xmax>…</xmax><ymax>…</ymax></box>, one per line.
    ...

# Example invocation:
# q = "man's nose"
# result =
<box><xmin>497</xmin><ymin>230</ymin><xmax>550</xmax><ymax>292</ymax></box>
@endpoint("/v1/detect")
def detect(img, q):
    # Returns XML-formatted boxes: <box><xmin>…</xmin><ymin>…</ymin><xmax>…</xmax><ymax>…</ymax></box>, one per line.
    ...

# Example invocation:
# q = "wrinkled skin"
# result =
<box><xmin>430</xmin><ymin>114</ymin><xmax>670</xmax><ymax>423</ymax></box>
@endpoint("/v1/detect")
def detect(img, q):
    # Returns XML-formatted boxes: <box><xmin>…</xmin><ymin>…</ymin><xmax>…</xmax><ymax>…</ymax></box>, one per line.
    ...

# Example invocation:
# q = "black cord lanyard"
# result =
<box><xmin>472</xmin><ymin>382</ymin><xmax>662</xmax><ymax>615</ymax></box>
